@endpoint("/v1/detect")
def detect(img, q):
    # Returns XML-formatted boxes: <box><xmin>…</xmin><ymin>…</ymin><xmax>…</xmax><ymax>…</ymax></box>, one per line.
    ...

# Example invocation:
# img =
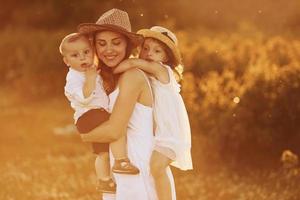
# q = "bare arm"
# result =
<box><xmin>83</xmin><ymin>65</ymin><xmax>98</xmax><ymax>98</ymax></box>
<box><xmin>114</xmin><ymin>58</ymin><xmax>169</xmax><ymax>84</ymax></box>
<box><xmin>80</xmin><ymin>68</ymin><xmax>145</xmax><ymax>143</ymax></box>
<box><xmin>83</xmin><ymin>79</ymin><xmax>96</xmax><ymax>98</ymax></box>
<box><xmin>65</xmin><ymin>71</ymin><xmax>96</xmax><ymax>106</ymax></box>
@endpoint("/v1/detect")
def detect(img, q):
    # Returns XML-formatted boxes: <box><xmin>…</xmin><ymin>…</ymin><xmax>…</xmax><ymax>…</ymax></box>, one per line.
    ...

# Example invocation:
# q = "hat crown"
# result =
<box><xmin>96</xmin><ymin>8</ymin><xmax>132</xmax><ymax>32</ymax></box>
<box><xmin>150</xmin><ymin>26</ymin><xmax>178</xmax><ymax>45</ymax></box>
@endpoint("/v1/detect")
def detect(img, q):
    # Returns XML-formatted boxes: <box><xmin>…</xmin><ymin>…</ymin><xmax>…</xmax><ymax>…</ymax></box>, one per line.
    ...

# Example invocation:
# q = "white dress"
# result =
<box><xmin>103</xmin><ymin>70</ymin><xmax>176</xmax><ymax>200</ymax></box>
<box><xmin>151</xmin><ymin>64</ymin><xmax>193</xmax><ymax>170</ymax></box>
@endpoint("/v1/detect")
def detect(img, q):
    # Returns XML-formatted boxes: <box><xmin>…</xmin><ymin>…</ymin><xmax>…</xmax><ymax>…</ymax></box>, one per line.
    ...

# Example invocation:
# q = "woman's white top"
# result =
<box><xmin>64</xmin><ymin>68</ymin><xmax>109</xmax><ymax>123</ymax></box>
<box><xmin>151</xmin><ymin>64</ymin><xmax>193</xmax><ymax>170</ymax></box>
<box><xmin>103</xmin><ymin>70</ymin><xmax>176</xmax><ymax>200</ymax></box>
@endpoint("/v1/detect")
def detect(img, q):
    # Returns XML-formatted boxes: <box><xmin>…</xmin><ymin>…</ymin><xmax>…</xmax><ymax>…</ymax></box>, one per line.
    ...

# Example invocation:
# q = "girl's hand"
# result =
<box><xmin>114</xmin><ymin>59</ymin><xmax>135</xmax><ymax>74</ymax></box>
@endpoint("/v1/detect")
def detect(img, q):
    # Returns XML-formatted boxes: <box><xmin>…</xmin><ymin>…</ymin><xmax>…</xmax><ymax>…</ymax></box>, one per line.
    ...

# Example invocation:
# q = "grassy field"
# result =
<box><xmin>0</xmin><ymin>93</ymin><xmax>299</xmax><ymax>200</ymax></box>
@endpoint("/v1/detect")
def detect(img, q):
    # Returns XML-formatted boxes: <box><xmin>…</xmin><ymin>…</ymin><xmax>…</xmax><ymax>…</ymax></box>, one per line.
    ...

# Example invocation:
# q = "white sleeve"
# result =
<box><xmin>64</xmin><ymin>74</ymin><xmax>96</xmax><ymax>106</ymax></box>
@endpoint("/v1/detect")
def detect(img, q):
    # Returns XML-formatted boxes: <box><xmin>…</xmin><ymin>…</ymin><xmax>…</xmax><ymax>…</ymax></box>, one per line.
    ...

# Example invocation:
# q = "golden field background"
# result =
<box><xmin>1</xmin><ymin>0</ymin><xmax>300</xmax><ymax>199</ymax></box>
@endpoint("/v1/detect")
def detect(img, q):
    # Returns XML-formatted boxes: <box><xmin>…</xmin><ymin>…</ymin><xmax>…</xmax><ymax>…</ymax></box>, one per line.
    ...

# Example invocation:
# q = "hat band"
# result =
<box><xmin>161</xmin><ymin>32</ymin><xmax>175</xmax><ymax>44</ymax></box>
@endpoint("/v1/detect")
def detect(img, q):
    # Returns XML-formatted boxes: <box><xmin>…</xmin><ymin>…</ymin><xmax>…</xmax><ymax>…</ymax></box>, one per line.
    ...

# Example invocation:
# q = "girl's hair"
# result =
<box><xmin>93</xmin><ymin>31</ymin><xmax>134</xmax><ymax>94</ymax></box>
<box><xmin>161</xmin><ymin>42</ymin><xmax>176</xmax><ymax>68</ymax></box>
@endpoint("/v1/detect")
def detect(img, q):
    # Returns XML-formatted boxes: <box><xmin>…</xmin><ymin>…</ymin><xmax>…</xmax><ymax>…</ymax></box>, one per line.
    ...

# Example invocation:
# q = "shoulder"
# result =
<box><xmin>153</xmin><ymin>63</ymin><xmax>170</xmax><ymax>84</ymax></box>
<box><xmin>65</xmin><ymin>70</ymin><xmax>84</xmax><ymax>91</ymax></box>
<box><xmin>65</xmin><ymin>71</ymin><xmax>73</xmax><ymax>87</ymax></box>
<box><xmin>119</xmin><ymin>68</ymin><xmax>147</xmax><ymax>86</ymax></box>
<box><xmin>162</xmin><ymin>63</ymin><xmax>172</xmax><ymax>70</ymax></box>
<box><xmin>160</xmin><ymin>63</ymin><xmax>172</xmax><ymax>73</ymax></box>
<box><xmin>117</xmin><ymin>68</ymin><xmax>148</xmax><ymax>95</ymax></box>
<box><xmin>66</xmin><ymin>69</ymin><xmax>84</xmax><ymax>82</ymax></box>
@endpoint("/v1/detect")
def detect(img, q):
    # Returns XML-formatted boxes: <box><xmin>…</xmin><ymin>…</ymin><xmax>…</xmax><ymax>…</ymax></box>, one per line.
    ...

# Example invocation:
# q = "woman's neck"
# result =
<box><xmin>100</xmin><ymin>64</ymin><xmax>120</xmax><ymax>94</ymax></box>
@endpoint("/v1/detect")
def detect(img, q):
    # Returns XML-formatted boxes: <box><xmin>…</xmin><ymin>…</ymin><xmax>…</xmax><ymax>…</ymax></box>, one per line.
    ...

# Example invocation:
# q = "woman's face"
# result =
<box><xmin>95</xmin><ymin>31</ymin><xmax>128</xmax><ymax>68</ymax></box>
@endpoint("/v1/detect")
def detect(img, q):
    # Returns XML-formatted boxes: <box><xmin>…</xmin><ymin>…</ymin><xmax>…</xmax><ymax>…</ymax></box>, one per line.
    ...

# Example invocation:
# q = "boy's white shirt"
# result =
<box><xmin>64</xmin><ymin>68</ymin><xmax>109</xmax><ymax>123</ymax></box>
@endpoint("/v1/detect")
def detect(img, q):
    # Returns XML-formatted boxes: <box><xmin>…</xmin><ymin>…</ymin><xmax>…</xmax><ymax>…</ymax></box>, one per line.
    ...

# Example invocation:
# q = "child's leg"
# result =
<box><xmin>95</xmin><ymin>152</ymin><xmax>110</xmax><ymax>180</ymax></box>
<box><xmin>110</xmin><ymin>135</ymin><xmax>127</xmax><ymax>160</ymax></box>
<box><xmin>150</xmin><ymin>150</ymin><xmax>172</xmax><ymax>200</ymax></box>
<box><xmin>95</xmin><ymin>152</ymin><xmax>116</xmax><ymax>193</ymax></box>
<box><xmin>110</xmin><ymin>136</ymin><xmax>139</xmax><ymax>174</ymax></box>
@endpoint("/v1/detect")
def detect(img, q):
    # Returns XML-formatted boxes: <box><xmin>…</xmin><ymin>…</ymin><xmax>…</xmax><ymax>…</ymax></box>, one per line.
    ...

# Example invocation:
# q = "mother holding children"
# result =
<box><xmin>59</xmin><ymin>8</ymin><xmax>193</xmax><ymax>200</ymax></box>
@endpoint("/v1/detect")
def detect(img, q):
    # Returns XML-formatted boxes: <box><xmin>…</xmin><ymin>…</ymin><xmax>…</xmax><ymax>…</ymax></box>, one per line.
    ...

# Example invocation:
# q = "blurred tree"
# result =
<box><xmin>1</xmin><ymin>0</ymin><xmax>300</xmax><ymax>32</ymax></box>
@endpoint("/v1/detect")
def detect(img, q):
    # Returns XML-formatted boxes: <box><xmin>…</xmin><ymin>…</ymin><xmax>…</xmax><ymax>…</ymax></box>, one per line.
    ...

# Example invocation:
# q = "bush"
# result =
<box><xmin>180</xmin><ymin>32</ymin><xmax>300</xmax><ymax>169</ymax></box>
<box><xmin>0</xmin><ymin>28</ymin><xmax>70</xmax><ymax>99</ymax></box>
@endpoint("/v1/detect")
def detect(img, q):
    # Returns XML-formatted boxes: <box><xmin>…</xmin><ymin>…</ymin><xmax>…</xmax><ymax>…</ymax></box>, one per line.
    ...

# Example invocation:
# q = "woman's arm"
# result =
<box><xmin>114</xmin><ymin>58</ymin><xmax>169</xmax><ymax>84</ymax></box>
<box><xmin>80</xmin><ymin>68</ymin><xmax>145</xmax><ymax>143</ymax></box>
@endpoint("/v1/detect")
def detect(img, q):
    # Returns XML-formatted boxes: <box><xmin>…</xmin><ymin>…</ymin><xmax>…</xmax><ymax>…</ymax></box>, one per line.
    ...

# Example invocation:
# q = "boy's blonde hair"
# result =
<box><xmin>59</xmin><ymin>33</ymin><xmax>89</xmax><ymax>55</ymax></box>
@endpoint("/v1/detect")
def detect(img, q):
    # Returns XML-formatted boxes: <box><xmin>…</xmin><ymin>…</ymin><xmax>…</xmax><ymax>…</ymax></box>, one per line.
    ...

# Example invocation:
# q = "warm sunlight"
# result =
<box><xmin>1</xmin><ymin>0</ymin><xmax>300</xmax><ymax>200</ymax></box>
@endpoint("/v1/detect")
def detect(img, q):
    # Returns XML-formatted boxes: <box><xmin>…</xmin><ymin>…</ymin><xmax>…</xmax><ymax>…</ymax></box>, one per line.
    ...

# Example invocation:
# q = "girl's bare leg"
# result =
<box><xmin>150</xmin><ymin>150</ymin><xmax>172</xmax><ymax>200</ymax></box>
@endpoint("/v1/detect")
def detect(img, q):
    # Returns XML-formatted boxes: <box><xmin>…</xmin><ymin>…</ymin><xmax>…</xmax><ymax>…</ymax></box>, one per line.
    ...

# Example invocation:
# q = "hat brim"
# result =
<box><xmin>137</xmin><ymin>29</ymin><xmax>182</xmax><ymax>66</ymax></box>
<box><xmin>77</xmin><ymin>23</ymin><xmax>144</xmax><ymax>47</ymax></box>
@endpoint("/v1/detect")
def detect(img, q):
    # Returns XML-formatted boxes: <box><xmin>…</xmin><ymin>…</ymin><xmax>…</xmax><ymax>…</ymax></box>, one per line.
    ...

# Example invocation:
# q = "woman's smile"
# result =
<box><xmin>94</xmin><ymin>31</ymin><xmax>127</xmax><ymax>68</ymax></box>
<box><xmin>104</xmin><ymin>54</ymin><xmax>118</xmax><ymax>60</ymax></box>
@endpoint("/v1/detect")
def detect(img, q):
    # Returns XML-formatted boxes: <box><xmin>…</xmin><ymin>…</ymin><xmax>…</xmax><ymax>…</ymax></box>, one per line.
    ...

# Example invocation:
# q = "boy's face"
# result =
<box><xmin>139</xmin><ymin>38</ymin><xmax>168</xmax><ymax>63</ymax></box>
<box><xmin>63</xmin><ymin>37</ymin><xmax>94</xmax><ymax>72</ymax></box>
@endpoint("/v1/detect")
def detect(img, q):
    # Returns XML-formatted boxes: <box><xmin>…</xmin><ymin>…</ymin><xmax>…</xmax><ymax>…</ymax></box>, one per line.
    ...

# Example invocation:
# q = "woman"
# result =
<box><xmin>78</xmin><ymin>8</ymin><xmax>176</xmax><ymax>200</ymax></box>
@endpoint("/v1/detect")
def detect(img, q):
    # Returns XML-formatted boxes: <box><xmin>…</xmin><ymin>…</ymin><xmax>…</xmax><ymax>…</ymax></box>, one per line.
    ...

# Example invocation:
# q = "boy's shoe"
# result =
<box><xmin>97</xmin><ymin>178</ymin><xmax>116</xmax><ymax>194</ymax></box>
<box><xmin>112</xmin><ymin>158</ymin><xmax>140</xmax><ymax>175</ymax></box>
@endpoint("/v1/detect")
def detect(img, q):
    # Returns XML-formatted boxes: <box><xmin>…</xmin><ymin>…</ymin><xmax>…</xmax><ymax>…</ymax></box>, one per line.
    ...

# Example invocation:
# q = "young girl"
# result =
<box><xmin>114</xmin><ymin>26</ymin><xmax>193</xmax><ymax>200</ymax></box>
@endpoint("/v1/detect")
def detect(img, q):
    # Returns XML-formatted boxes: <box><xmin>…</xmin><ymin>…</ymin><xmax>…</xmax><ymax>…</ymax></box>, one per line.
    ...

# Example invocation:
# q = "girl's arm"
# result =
<box><xmin>114</xmin><ymin>58</ymin><xmax>169</xmax><ymax>84</ymax></box>
<box><xmin>80</xmin><ymin>68</ymin><xmax>145</xmax><ymax>143</ymax></box>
